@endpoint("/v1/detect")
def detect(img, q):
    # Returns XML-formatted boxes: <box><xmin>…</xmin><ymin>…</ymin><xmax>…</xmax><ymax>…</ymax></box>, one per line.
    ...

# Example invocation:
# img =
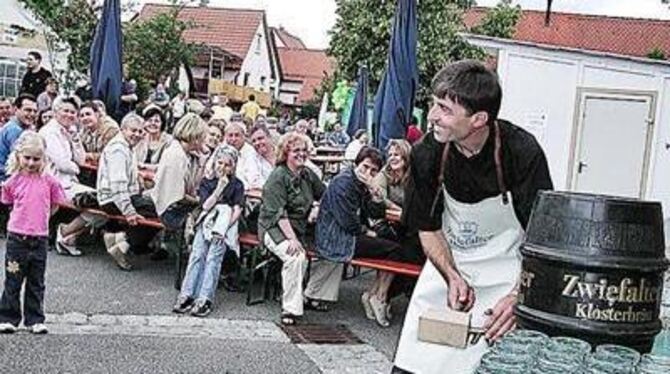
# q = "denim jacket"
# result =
<box><xmin>314</xmin><ymin>168</ymin><xmax>385</xmax><ymax>262</ymax></box>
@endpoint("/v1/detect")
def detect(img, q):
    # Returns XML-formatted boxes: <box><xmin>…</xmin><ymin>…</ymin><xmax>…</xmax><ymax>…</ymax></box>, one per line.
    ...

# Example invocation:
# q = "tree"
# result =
<box><xmin>19</xmin><ymin>0</ymin><xmax>97</xmax><ymax>80</ymax></box>
<box><xmin>123</xmin><ymin>3</ymin><xmax>197</xmax><ymax>98</ymax></box>
<box><xmin>328</xmin><ymin>0</ymin><xmax>483</xmax><ymax>110</ymax></box>
<box><xmin>471</xmin><ymin>0</ymin><xmax>522</xmax><ymax>39</ymax></box>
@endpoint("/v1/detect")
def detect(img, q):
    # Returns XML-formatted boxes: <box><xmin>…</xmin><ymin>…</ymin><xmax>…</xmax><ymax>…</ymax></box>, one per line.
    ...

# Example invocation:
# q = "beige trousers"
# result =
<box><xmin>263</xmin><ymin>233</ymin><xmax>307</xmax><ymax>316</ymax></box>
<box><xmin>304</xmin><ymin>259</ymin><xmax>344</xmax><ymax>302</ymax></box>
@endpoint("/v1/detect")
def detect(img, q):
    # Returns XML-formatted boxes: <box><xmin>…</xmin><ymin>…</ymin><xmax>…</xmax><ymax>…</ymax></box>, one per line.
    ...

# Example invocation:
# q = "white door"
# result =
<box><xmin>572</xmin><ymin>93</ymin><xmax>654</xmax><ymax>198</ymax></box>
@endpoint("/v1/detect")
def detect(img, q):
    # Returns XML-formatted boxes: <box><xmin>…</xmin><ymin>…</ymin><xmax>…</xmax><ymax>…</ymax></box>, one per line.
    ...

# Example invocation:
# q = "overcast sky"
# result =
<box><xmin>140</xmin><ymin>0</ymin><xmax>670</xmax><ymax>49</ymax></box>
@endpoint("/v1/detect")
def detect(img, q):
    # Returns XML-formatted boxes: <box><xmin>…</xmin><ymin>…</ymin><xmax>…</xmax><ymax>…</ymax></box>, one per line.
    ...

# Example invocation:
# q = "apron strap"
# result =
<box><xmin>493</xmin><ymin>121</ymin><xmax>509</xmax><ymax>204</ymax></box>
<box><xmin>430</xmin><ymin>141</ymin><xmax>450</xmax><ymax>217</ymax></box>
<box><xmin>430</xmin><ymin>121</ymin><xmax>508</xmax><ymax>216</ymax></box>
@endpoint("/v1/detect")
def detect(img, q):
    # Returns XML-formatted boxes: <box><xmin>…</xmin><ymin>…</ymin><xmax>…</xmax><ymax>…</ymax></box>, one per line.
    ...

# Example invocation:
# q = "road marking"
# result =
<box><xmin>44</xmin><ymin>313</ymin><xmax>289</xmax><ymax>343</ymax></box>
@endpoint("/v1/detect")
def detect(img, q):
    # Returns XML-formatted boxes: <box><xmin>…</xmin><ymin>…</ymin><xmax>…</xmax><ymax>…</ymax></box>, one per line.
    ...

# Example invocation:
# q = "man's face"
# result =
<box><xmin>355</xmin><ymin>158</ymin><xmax>380</xmax><ymax>183</ymax></box>
<box><xmin>26</xmin><ymin>55</ymin><xmax>39</xmax><ymax>69</ymax></box>
<box><xmin>79</xmin><ymin>107</ymin><xmax>99</xmax><ymax>129</ymax></box>
<box><xmin>427</xmin><ymin>95</ymin><xmax>476</xmax><ymax>143</ymax></box>
<box><xmin>334</xmin><ymin>124</ymin><xmax>342</xmax><ymax>132</ymax></box>
<box><xmin>251</xmin><ymin>129</ymin><xmax>270</xmax><ymax>156</ymax></box>
<box><xmin>15</xmin><ymin>99</ymin><xmax>37</xmax><ymax>128</ymax></box>
<box><xmin>0</xmin><ymin>100</ymin><xmax>12</xmax><ymax>123</ymax></box>
<box><xmin>123</xmin><ymin>121</ymin><xmax>145</xmax><ymax>147</ymax></box>
<box><xmin>225</xmin><ymin>125</ymin><xmax>245</xmax><ymax>150</ymax></box>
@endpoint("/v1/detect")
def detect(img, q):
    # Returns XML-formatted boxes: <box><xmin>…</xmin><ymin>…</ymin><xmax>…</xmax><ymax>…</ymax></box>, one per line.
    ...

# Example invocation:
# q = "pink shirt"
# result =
<box><xmin>1</xmin><ymin>173</ymin><xmax>67</xmax><ymax>237</ymax></box>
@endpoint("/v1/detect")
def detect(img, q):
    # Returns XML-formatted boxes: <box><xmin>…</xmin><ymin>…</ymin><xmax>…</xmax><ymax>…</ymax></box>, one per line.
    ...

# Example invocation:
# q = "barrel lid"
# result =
<box><xmin>524</xmin><ymin>191</ymin><xmax>666</xmax><ymax>259</ymax></box>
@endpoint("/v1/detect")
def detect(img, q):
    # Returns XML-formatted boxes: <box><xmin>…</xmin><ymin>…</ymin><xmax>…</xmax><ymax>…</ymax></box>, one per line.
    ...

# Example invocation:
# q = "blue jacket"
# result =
<box><xmin>0</xmin><ymin>118</ymin><xmax>26</xmax><ymax>181</ymax></box>
<box><xmin>314</xmin><ymin>168</ymin><xmax>385</xmax><ymax>262</ymax></box>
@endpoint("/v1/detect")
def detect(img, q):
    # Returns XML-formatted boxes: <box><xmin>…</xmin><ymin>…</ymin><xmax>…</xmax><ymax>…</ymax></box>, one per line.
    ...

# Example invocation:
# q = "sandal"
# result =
<box><xmin>304</xmin><ymin>298</ymin><xmax>330</xmax><ymax>312</ymax></box>
<box><xmin>280</xmin><ymin>312</ymin><xmax>300</xmax><ymax>326</ymax></box>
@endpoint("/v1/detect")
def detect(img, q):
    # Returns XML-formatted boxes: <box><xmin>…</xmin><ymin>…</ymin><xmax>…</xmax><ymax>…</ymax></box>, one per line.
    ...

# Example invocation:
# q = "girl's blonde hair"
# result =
<box><xmin>276</xmin><ymin>132</ymin><xmax>309</xmax><ymax>165</ymax></box>
<box><xmin>6</xmin><ymin>131</ymin><xmax>47</xmax><ymax>175</ymax></box>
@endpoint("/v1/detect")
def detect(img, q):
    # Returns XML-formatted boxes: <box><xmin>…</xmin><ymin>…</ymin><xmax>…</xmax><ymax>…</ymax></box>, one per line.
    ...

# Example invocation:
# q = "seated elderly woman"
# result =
<box><xmin>97</xmin><ymin>114</ymin><xmax>161</xmax><ymax>270</ymax></box>
<box><xmin>303</xmin><ymin>147</ymin><xmax>404</xmax><ymax>327</ymax></box>
<box><xmin>79</xmin><ymin>101</ymin><xmax>119</xmax><ymax>162</ymax></box>
<box><xmin>134</xmin><ymin>106</ymin><xmax>172</xmax><ymax>172</ymax></box>
<box><xmin>40</xmin><ymin>96</ymin><xmax>93</xmax><ymax>256</ymax></box>
<box><xmin>148</xmin><ymin>113</ymin><xmax>207</xmax><ymax>263</ymax></box>
<box><xmin>258</xmin><ymin>132</ymin><xmax>326</xmax><ymax>326</ymax></box>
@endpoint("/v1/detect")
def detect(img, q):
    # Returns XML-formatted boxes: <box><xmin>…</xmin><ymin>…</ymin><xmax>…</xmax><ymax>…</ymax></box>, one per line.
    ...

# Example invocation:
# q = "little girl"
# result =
<box><xmin>173</xmin><ymin>145</ymin><xmax>244</xmax><ymax>317</ymax></box>
<box><xmin>0</xmin><ymin>131</ymin><xmax>67</xmax><ymax>334</ymax></box>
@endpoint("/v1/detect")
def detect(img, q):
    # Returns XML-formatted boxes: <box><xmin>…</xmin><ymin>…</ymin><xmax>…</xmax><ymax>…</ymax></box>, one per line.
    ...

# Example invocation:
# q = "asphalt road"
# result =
<box><xmin>0</xmin><ymin>239</ymin><xmax>410</xmax><ymax>373</ymax></box>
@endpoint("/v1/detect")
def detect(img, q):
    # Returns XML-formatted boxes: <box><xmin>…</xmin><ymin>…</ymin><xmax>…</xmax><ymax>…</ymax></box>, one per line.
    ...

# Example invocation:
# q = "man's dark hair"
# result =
<box><xmin>249</xmin><ymin>94</ymin><xmax>255</xmax><ymax>101</ymax></box>
<box><xmin>431</xmin><ymin>60</ymin><xmax>502</xmax><ymax>125</ymax></box>
<box><xmin>28</xmin><ymin>51</ymin><xmax>42</xmax><ymax>61</ymax></box>
<box><xmin>14</xmin><ymin>93</ymin><xmax>36</xmax><ymax>109</ymax></box>
<box><xmin>355</xmin><ymin>146</ymin><xmax>384</xmax><ymax>170</ymax></box>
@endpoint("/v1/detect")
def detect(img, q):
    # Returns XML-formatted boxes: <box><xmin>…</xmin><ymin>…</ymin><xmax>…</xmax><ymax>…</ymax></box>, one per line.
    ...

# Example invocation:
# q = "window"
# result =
<box><xmin>255</xmin><ymin>33</ymin><xmax>262</xmax><ymax>55</ymax></box>
<box><xmin>260</xmin><ymin>76</ymin><xmax>266</xmax><ymax>88</ymax></box>
<box><xmin>243</xmin><ymin>72</ymin><xmax>250</xmax><ymax>86</ymax></box>
<box><xmin>0</xmin><ymin>59</ymin><xmax>24</xmax><ymax>98</ymax></box>
<box><xmin>2</xmin><ymin>26</ymin><xmax>19</xmax><ymax>45</ymax></box>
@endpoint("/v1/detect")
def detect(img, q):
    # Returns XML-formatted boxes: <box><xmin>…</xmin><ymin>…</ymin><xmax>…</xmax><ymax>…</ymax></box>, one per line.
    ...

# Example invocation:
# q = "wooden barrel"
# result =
<box><xmin>516</xmin><ymin>191</ymin><xmax>668</xmax><ymax>352</ymax></box>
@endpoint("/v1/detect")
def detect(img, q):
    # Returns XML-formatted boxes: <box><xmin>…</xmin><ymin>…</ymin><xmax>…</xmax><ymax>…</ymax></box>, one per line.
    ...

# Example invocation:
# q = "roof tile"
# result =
<box><xmin>465</xmin><ymin>8</ymin><xmax>670</xmax><ymax>59</ymax></box>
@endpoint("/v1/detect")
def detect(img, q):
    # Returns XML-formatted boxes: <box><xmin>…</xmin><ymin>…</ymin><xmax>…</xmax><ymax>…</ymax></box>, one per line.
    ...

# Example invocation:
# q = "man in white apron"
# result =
<box><xmin>393</xmin><ymin>60</ymin><xmax>553</xmax><ymax>374</ymax></box>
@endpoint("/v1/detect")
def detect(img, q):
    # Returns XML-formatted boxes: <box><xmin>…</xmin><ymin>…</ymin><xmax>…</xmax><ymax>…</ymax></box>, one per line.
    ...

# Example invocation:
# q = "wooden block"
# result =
<box><xmin>418</xmin><ymin>308</ymin><xmax>471</xmax><ymax>349</ymax></box>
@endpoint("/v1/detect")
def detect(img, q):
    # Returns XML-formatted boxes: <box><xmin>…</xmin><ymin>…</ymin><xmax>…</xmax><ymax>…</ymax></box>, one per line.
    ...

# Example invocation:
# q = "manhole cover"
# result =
<box><xmin>280</xmin><ymin>323</ymin><xmax>363</xmax><ymax>345</ymax></box>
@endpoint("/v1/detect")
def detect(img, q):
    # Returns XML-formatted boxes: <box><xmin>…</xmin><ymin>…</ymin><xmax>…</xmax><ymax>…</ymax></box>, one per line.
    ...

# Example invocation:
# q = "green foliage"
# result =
<box><xmin>19</xmin><ymin>0</ymin><xmax>97</xmax><ymax>74</ymax></box>
<box><xmin>123</xmin><ymin>3</ymin><xmax>197</xmax><ymax>98</ymax></box>
<box><xmin>647</xmin><ymin>47</ymin><xmax>666</xmax><ymax>60</ymax></box>
<box><xmin>471</xmin><ymin>0</ymin><xmax>522</xmax><ymax>39</ymax></box>
<box><xmin>328</xmin><ymin>0</ymin><xmax>484</xmax><ymax>110</ymax></box>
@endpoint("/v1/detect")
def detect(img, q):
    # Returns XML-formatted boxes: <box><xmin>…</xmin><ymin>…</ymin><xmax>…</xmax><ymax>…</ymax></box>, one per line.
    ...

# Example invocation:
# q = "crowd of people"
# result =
<box><xmin>0</xmin><ymin>50</ymin><xmax>427</xmax><ymax>333</ymax></box>
<box><xmin>0</xmin><ymin>53</ymin><xmax>554</xmax><ymax>374</ymax></box>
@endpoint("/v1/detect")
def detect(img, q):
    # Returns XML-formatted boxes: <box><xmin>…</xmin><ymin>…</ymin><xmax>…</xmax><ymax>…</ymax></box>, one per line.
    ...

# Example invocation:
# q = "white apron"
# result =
<box><xmin>393</xmin><ymin>188</ymin><xmax>524</xmax><ymax>374</ymax></box>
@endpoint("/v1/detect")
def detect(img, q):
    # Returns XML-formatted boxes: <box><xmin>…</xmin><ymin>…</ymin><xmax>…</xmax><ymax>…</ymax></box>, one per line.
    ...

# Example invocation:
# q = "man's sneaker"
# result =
<box><xmin>369</xmin><ymin>295</ymin><xmax>391</xmax><ymax>327</ymax></box>
<box><xmin>29</xmin><ymin>323</ymin><xmax>48</xmax><ymax>334</ymax></box>
<box><xmin>190</xmin><ymin>300</ymin><xmax>212</xmax><ymax>317</ymax></box>
<box><xmin>172</xmin><ymin>296</ymin><xmax>194</xmax><ymax>314</ymax></box>
<box><xmin>108</xmin><ymin>241</ymin><xmax>132</xmax><ymax>271</ymax></box>
<box><xmin>0</xmin><ymin>323</ymin><xmax>17</xmax><ymax>333</ymax></box>
<box><xmin>56</xmin><ymin>224</ymin><xmax>82</xmax><ymax>256</ymax></box>
<box><xmin>360</xmin><ymin>292</ymin><xmax>375</xmax><ymax>320</ymax></box>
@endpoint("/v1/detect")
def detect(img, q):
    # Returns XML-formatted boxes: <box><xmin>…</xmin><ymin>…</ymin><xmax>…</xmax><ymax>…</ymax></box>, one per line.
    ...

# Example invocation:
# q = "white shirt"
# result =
<box><xmin>39</xmin><ymin>119</ymin><xmax>85</xmax><ymax>191</ymax></box>
<box><xmin>238</xmin><ymin>148</ymin><xmax>273</xmax><ymax>190</ymax></box>
<box><xmin>344</xmin><ymin>139</ymin><xmax>365</xmax><ymax>161</ymax></box>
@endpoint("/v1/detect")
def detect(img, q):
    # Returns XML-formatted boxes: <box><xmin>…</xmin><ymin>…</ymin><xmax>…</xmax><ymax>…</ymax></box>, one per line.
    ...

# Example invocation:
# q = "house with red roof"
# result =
<box><xmin>269</xmin><ymin>28</ymin><xmax>335</xmax><ymax>106</ymax></box>
<box><xmin>136</xmin><ymin>3</ymin><xmax>281</xmax><ymax>106</ymax></box>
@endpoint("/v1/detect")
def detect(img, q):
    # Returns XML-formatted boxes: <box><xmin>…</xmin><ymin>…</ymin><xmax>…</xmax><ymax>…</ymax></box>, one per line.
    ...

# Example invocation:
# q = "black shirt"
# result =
<box><xmin>198</xmin><ymin>176</ymin><xmax>245</xmax><ymax>207</ymax></box>
<box><xmin>402</xmin><ymin>120</ymin><xmax>553</xmax><ymax>232</ymax></box>
<box><xmin>20</xmin><ymin>67</ymin><xmax>52</xmax><ymax>98</ymax></box>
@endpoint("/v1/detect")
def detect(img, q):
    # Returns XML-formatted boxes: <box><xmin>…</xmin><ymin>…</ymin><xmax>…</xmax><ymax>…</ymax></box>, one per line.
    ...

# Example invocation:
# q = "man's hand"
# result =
<box><xmin>447</xmin><ymin>272</ymin><xmax>475</xmax><ymax>312</ymax></box>
<box><xmin>483</xmin><ymin>292</ymin><xmax>517</xmax><ymax>342</ymax></box>
<box><xmin>126</xmin><ymin>213</ymin><xmax>145</xmax><ymax>226</ymax></box>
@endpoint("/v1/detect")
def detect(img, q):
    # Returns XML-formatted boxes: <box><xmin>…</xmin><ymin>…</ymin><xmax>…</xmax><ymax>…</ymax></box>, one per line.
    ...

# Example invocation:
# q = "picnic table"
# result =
<box><xmin>315</xmin><ymin>145</ymin><xmax>346</xmax><ymax>156</ymax></box>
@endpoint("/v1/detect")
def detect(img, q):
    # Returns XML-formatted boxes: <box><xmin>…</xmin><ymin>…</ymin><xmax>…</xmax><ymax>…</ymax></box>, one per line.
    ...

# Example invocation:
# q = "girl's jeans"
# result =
<box><xmin>179</xmin><ymin>229</ymin><xmax>228</xmax><ymax>302</ymax></box>
<box><xmin>0</xmin><ymin>233</ymin><xmax>48</xmax><ymax>327</ymax></box>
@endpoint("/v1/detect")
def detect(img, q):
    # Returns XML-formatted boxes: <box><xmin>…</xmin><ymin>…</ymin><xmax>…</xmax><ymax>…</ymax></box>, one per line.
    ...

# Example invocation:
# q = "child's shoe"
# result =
<box><xmin>190</xmin><ymin>300</ymin><xmax>212</xmax><ymax>317</ymax></box>
<box><xmin>172</xmin><ymin>296</ymin><xmax>194</xmax><ymax>314</ymax></box>
<box><xmin>0</xmin><ymin>323</ymin><xmax>17</xmax><ymax>333</ymax></box>
<box><xmin>29</xmin><ymin>323</ymin><xmax>48</xmax><ymax>334</ymax></box>
<box><xmin>56</xmin><ymin>224</ymin><xmax>82</xmax><ymax>256</ymax></box>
